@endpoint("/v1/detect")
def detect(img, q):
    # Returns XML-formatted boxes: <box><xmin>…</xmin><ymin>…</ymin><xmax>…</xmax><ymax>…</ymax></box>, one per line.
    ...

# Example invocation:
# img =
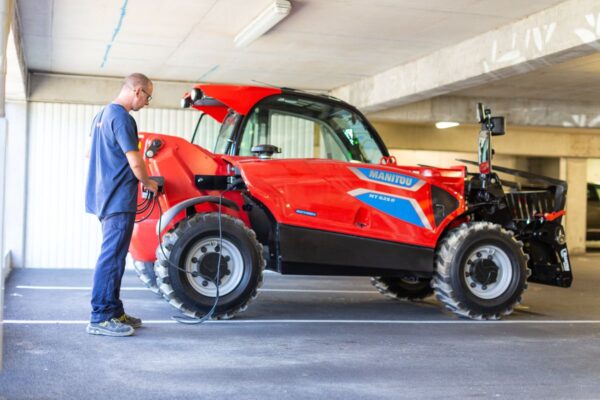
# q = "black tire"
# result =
<box><xmin>132</xmin><ymin>259</ymin><xmax>160</xmax><ymax>295</ymax></box>
<box><xmin>154</xmin><ymin>213</ymin><xmax>264</xmax><ymax>320</ymax></box>
<box><xmin>371</xmin><ymin>276</ymin><xmax>433</xmax><ymax>301</ymax></box>
<box><xmin>432</xmin><ymin>222</ymin><xmax>529</xmax><ymax>320</ymax></box>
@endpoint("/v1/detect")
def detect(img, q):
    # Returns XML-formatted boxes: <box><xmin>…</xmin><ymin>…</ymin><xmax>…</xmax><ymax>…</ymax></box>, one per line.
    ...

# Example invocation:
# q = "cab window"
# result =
<box><xmin>238</xmin><ymin>95</ymin><xmax>384</xmax><ymax>163</ymax></box>
<box><xmin>214</xmin><ymin>111</ymin><xmax>241</xmax><ymax>154</ymax></box>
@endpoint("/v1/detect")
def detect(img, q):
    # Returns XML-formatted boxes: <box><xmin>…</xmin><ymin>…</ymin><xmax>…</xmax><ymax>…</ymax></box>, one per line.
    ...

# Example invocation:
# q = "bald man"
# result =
<box><xmin>85</xmin><ymin>73</ymin><xmax>159</xmax><ymax>336</ymax></box>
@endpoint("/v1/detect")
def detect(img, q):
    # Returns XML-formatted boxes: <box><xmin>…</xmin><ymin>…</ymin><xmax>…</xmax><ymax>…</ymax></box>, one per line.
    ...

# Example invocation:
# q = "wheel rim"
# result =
<box><xmin>463</xmin><ymin>245</ymin><xmax>513</xmax><ymax>300</ymax></box>
<box><xmin>400</xmin><ymin>276</ymin><xmax>420</xmax><ymax>285</ymax></box>
<box><xmin>183</xmin><ymin>236</ymin><xmax>244</xmax><ymax>297</ymax></box>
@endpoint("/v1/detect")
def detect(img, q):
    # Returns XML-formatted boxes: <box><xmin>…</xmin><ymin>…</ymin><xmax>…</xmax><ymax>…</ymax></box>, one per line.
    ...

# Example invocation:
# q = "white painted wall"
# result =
<box><xmin>271</xmin><ymin>114</ymin><xmax>314</xmax><ymax>159</ymax></box>
<box><xmin>25</xmin><ymin>102</ymin><xmax>219</xmax><ymax>268</ymax></box>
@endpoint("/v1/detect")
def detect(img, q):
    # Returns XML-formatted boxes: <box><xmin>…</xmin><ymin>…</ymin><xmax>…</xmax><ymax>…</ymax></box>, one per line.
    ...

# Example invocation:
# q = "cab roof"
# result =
<box><xmin>182</xmin><ymin>84</ymin><xmax>282</xmax><ymax>123</ymax></box>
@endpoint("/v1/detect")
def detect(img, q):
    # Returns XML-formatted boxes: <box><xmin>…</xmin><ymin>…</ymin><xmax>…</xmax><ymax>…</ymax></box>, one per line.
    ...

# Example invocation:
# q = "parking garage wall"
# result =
<box><xmin>24</xmin><ymin>102</ymin><xmax>220</xmax><ymax>268</ymax></box>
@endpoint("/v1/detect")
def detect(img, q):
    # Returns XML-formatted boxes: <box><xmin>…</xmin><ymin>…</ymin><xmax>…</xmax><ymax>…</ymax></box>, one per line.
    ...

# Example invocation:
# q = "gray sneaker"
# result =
<box><xmin>86</xmin><ymin>318</ymin><xmax>135</xmax><ymax>337</ymax></box>
<box><xmin>117</xmin><ymin>313</ymin><xmax>142</xmax><ymax>329</ymax></box>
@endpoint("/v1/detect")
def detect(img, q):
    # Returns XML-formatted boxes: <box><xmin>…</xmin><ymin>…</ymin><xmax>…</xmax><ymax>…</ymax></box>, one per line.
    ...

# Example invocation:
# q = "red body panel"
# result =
<box><xmin>130</xmin><ymin>133</ymin><xmax>466</xmax><ymax>261</ymax></box>
<box><xmin>129</xmin><ymin>133</ymin><xmax>250</xmax><ymax>262</ymax></box>
<box><xmin>228</xmin><ymin>158</ymin><xmax>465</xmax><ymax>249</ymax></box>
<box><xmin>130</xmin><ymin>84</ymin><xmax>466</xmax><ymax>263</ymax></box>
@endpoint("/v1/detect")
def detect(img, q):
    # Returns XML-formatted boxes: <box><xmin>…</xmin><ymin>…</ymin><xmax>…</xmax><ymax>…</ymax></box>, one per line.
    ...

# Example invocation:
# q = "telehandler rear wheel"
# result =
<box><xmin>432</xmin><ymin>222</ymin><xmax>529</xmax><ymax>320</ymax></box>
<box><xmin>155</xmin><ymin>212</ymin><xmax>265</xmax><ymax>320</ymax></box>
<box><xmin>371</xmin><ymin>276</ymin><xmax>433</xmax><ymax>301</ymax></box>
<box><xmin>132</xmin><ymin>259</ymin><xmax>160</xmax><ymax>295</ymax></box>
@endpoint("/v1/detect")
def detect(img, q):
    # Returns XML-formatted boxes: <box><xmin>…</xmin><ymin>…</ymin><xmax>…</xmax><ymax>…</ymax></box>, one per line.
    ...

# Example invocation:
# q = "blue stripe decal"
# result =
<box><xmin>349</xmin><ymin>189</ymin><xmax>432</xmax><ymax>230</ymax></box>
<box><xmin>350</xmin><ymin>167</ymin><xmax>424</xmax><ymax>191</ymax></box>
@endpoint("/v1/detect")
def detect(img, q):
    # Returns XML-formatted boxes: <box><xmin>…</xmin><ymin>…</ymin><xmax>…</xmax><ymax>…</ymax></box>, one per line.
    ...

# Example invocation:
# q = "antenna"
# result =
<box><xmin>251</xmin><ymin>79</ymin><xmax>280</xmax><ymax>88</ymax></box>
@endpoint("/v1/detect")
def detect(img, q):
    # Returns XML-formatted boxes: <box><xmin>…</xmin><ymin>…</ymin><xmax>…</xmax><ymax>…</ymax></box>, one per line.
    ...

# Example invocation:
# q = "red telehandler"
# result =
<box><xmin>130</xmin><ymin>85</ymin><xmax>572</xmax><ymax>320</ymax></box>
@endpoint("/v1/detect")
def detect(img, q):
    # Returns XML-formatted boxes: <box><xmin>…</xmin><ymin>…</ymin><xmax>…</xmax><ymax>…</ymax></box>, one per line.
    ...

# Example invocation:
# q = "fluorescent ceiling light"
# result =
<box><xmin>435</xmin><ymin>121</ymin><xmax>460</xmax><ymax>129</ymax></box>
<box><xmin>234</xmin><ymin>0</ymin><xmax>292</xmax><ymax>48</ymax></box>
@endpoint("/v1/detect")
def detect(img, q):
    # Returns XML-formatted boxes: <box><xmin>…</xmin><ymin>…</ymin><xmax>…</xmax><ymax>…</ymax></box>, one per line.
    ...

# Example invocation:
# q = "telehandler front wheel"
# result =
<box><xmin>155</xmin><ymin>213</ymin><xmax>265</xmax><ymax>320</ymax></box>
<box><xmin>432</xmin><ymin>222</ymin><xmax>529</xmax><ymax>320</ymax></box>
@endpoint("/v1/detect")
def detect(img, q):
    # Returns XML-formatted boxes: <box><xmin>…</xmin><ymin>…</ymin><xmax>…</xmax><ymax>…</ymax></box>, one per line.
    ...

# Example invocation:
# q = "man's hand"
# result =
<box><xmin>143</xmin><ymin>179</ymin><xmax>159</xmax><ymax>195</ymax></box>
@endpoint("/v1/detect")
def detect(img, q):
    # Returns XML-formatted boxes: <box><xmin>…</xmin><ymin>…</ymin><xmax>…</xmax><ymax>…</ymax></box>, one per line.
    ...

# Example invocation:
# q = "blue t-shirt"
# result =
<box><xmin>85</xmin><ymin>103</ymin><xmax>139</xmax><ymax>218</ymax></box>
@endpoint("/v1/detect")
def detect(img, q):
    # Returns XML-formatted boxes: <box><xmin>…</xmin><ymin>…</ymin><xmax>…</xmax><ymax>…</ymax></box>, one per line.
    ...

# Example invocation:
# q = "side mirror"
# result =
<box><xmin>477</xmin><ymin>103</ymin><xmax>505</xmax><ymax>136</ymax></box>
<box><xmin>190</xmin><ymin>88</ymin><xmax>203</xmax><ymax>102</ymax></box>
<box><xmin>484</xmin><ymin>116</ymin><xmax>505</xmax><ymax>136</ymax></box>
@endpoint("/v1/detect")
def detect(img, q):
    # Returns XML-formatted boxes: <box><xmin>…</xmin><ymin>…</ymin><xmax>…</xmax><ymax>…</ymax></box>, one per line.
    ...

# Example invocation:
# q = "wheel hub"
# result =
<box><xmin>469</xmin><ymin>258</ymin><xmax>499</xmax><ymax>286</ymax></box>
<box><xmin>197</xmin><ymin>253</ymin><xmax>229</xmax><ymax>283</ymax></box>
<box><xmin>184</xmin><ymin>237</ymin><xmax>245</xmax><ymax>297</ymax></box>
<box><xmin>464</xmin><ymin>245</ymin><xmax>513</xmax><ymax>300</ymax></box>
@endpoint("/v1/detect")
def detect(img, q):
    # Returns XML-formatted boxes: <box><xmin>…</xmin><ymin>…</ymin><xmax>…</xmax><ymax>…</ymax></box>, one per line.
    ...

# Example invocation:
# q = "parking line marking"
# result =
<box><xmin>15</xmin><ymin>285</ymin><xmax>145</xmax><ymax>291</ymax></box>
<box><xmin>13</xmin><ymin>285</ymin><xmax>377</xmax><ymax>294</ymax></box>
<box><xmin>260</xmin><ymin>289</ymin><xmax>376</xmax><ymax>294</ymax></box>
<box><xmin>4</xmin><ymin>319</ymin><xmax>600</xmax><ymax>325</ymax></box>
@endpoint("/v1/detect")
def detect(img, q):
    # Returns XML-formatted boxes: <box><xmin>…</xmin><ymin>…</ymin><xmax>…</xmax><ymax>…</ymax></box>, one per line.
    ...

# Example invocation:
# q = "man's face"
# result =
<box><xmin>132</xmin><ymin>83</ymin><xmax>153</xmax><ymax>111</ymax></box>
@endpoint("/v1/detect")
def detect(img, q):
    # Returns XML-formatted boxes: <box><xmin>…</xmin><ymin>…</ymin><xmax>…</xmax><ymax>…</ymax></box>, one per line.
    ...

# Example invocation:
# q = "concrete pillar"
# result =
<box><xmin>5</xmin><ymin>101</ymin><xmax>26</xmax><ymax>268</ymax></box>
<box><xmin>0</xmin><ymin>113</ymin><xmax>5</xmax><ymax>371</ymax></box>
<box><xmin>589</xmin><ymin>159</ymin><xmax>600</xmax><ymax>183</ymax></box>
<box><xmin>561</xmin><ymin>158</ymin><xmax>587</xmax><ymax>254</ymax></box>
<box><xmin>0</xmin><ymin>0</ymin><xmax>13</xmax><ymax>372</ymax></box>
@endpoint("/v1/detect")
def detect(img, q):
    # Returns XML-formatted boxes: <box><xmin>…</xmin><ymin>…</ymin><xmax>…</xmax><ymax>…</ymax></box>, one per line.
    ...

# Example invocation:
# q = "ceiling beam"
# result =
<box><xmin>331</xmin><ymin>0</ymin><xmax>600</xmax><ymax>113</ymax></box>
<box><xmin>374</xmin><ymin>121</ymin><xmax>600</xmax><ymax>158</ymax></box>
<box><xmin>368</xmin><ymin>96</ymin><xmax>600</xmax><ymax>129</ymax></box>
<box><xmin>28</xmin><ymin>72</ymin><xmax>196</xmax><ymax>109</ymax></box>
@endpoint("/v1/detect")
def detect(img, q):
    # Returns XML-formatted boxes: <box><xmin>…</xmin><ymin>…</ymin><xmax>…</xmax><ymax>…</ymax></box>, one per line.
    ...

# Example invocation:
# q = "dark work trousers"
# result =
<box><xmin>90</xmin><ymin>212</ymin><xmax>136</xmax><ymax>323</ymax></box>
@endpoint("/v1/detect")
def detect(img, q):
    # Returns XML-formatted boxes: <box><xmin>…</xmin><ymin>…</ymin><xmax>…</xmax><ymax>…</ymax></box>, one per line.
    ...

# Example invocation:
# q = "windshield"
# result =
<box><xmin>214</xmin><ymin>111</ymin><xmax>240</xmax><ymax>154</ymax></box>
<box><xmin>220</xmin><ymin>94</ymin><xmax>385</xmax><ymax>163</ymax></box>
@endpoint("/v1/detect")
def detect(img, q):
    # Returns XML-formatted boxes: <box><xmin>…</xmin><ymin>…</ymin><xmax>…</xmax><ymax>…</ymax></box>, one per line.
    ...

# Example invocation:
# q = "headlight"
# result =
<box><xmin>190</xmin><ymin>88</ymin><xmax>203</xmax><ymax>102</ymax></box>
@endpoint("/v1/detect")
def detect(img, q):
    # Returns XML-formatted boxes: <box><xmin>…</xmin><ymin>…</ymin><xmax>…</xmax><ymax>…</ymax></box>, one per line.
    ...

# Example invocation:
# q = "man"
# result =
<box><xmin>85</xmin><ymin>73</ymin><xmax>159</xmax><ymax>336</ymax></box>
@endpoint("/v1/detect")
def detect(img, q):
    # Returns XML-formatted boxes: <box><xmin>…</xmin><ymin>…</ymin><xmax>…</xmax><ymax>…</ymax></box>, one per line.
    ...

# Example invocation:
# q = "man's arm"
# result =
<box><xmin>125</xmin><ymin>150</ymin><xmax>159</xmax><ymax>194</ymax></box>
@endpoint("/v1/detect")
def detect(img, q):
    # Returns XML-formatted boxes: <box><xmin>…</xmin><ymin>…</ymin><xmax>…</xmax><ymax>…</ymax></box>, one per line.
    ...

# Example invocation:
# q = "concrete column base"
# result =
<box><xmin>561</xmin><ymin>158</ymin><xmax>587</xmax><ymax>254</ymax></box>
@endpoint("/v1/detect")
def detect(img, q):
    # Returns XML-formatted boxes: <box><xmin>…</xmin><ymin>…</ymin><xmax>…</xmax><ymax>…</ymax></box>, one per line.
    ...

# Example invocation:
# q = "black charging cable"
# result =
<box><xmin>135</xmin><ymin>182</ymin><xmax>235</xmax><ymax>324</ymax></box>
<box><xmin>147</xmin><ymin>190</ymin><xmax>230</xmax><ymax>324</ymax></box>
<box><xmin>135</xmin><ymin>193</ymin><xmax>157</xmax><ymax>223</ymax></box>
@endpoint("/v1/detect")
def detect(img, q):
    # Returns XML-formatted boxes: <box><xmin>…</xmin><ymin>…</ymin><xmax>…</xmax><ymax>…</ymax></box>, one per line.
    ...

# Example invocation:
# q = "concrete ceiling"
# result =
<box><xmin>455</xmin><ymin>52</ymin><xmax>600</xmax><ymax>102</ymax></box>
<box><xmin>17</xmin><ymin>0</ymin><xmax>567</xmax><ymax>91</ymax></box>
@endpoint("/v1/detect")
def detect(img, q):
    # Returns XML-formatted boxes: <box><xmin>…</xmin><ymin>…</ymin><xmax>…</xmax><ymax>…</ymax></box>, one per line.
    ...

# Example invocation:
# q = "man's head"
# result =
<box><xmin>117</xmin><ymin>73</ymin><xmax>153</xmax><ymax>112</ymax></box>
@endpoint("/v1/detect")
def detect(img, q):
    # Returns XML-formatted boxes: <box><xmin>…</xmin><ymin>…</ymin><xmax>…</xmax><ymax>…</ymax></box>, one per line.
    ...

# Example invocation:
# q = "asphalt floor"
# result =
<box><xmin>2</xmin><ymin>254</ymin><xmax>600</xmax><ymax>399</ymax></box>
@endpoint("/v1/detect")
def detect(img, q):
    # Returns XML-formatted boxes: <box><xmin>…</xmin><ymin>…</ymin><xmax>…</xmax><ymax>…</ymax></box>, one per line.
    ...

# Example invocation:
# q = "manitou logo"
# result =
<box><xmin>349</xmin><ymin>167</ymin><xmax>424</xmax><ymax>191</ymax></box>
<box><xmin>367</xmin><ymin>169</ymin><xmax>414</xmax><ymax>186</ymax></box>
